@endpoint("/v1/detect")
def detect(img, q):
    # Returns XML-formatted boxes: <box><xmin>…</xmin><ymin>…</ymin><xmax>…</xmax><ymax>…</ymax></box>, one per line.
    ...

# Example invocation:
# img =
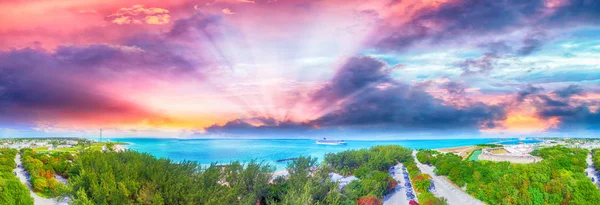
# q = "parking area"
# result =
<box><xmin>586</xmin><ymin>153</ymin><xmax>599</xmax><ymax>187</ymax></box>
<box><xmin>383</xmin><ymin>164</ymin><xmax>418</xmax><ymax>205</ymax></box>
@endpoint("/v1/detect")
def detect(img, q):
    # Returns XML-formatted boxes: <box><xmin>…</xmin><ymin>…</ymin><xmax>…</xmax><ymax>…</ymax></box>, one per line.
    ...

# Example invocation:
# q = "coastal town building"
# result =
<box><xmin>329</xmin><ymin>173</ymin><xmax>359</xmax><ymax>189</ymax></box>
<box><xmin>479</xmin><ymin>144</ymin><xmax>542</xmax><ymax>164</ymax></box>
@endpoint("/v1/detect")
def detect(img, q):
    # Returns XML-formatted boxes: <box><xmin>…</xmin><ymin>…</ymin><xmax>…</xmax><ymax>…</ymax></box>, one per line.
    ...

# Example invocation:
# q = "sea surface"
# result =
<box><xmin>111</xmin><ymin>138</ymin><xmax>540</xmax><ymax>170</ymax></box>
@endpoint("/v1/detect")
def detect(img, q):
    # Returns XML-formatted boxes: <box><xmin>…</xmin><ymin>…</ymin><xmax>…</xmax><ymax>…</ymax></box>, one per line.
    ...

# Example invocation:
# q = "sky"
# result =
<box><xmin>0</xmin><ymin>0</ymin><xmax>599</xmax><ymax>139</ymax></box>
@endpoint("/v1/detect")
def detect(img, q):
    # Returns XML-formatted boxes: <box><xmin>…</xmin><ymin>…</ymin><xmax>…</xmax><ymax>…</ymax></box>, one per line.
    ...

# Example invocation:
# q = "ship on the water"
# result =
<box><xmin>316</xmin><ymin>138</ymin><xmax>347</xmax><ymax>145</ymax></box>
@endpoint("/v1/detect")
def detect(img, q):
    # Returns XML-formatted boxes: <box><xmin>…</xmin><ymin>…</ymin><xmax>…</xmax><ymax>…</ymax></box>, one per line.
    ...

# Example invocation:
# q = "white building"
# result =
<box><xmin>330</xmin><ymin>173</ymin><xmax>359</xmax><ymax>189</ymax></box>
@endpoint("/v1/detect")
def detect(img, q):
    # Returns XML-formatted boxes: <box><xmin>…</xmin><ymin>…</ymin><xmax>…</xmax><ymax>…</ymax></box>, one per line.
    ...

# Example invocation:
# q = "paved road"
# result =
<box><xmin>586</xmin><ymin>153</ymin><xmax>599</xmax><ymax>187</ymax></box>
<box><xmin>412</xmin><ymin>151</ymin><xmax>485</xmax><ymax>205</ymax></box>
<box><xmin>14</xmin><ymin>153</ymin><xmax>67</xmax><ymax>205</ymax></box>
<box><xmin>383</xmin><ymin>163</ymin><xmax>416</xmax><ymax>205</ymax></box>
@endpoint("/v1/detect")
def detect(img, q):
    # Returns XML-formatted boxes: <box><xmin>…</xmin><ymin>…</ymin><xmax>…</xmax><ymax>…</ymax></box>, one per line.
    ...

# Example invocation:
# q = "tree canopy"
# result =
<box><xmin>0</xmin><ymin>148</ymin><xmax>34</xmax><ymax>205</ymax></box>
<box><xmin>417</xmin><ymin>146</ymin><xmax>600</xmax><ymax>205</ymax></box>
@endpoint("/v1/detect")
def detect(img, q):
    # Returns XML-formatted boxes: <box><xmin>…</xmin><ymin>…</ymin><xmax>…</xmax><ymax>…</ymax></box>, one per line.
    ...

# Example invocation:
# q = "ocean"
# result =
<box><xmin>111</xmin><ymin>138</ymin><xmax>540</xmax><ymax>170</ymax></box>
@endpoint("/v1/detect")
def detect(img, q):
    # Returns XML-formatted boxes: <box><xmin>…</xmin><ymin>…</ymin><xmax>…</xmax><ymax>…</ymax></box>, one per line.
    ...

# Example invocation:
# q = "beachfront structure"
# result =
<box><xmin>66</xmin><ymin>140</ymin><xmax>78</xmax><ymax>145</ymax></box>
<box><xmin>479</xmin><ymin>144</ymin><xmax>542</xmax><ymax>164</ymax></box>
<box><xmin>329</xmin><ymin>173</ymin><xmax>358</xmax><ymax>189</ymax></box>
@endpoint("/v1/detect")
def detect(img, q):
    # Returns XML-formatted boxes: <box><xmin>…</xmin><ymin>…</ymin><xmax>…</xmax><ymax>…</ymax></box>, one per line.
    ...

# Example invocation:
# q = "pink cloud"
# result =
<box><xmin>221</xmin><ymin>8</ymin><xmax>235</xmax><ymax>15</ymax></box>
<box><xmin>107</xmin><ymin>5</ymin><xmax>171</xmax><ymax>25</ymax></box>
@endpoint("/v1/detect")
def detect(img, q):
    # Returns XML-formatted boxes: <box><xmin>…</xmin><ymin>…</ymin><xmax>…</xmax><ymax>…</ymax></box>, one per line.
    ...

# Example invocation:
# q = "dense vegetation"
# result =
<box><xmin>417</xmin><ymin>146</ymin><xmax>600</xmax><ymax>205</ymax></box>
<box><xmin>21</xmin><ymin>148</ymin><xmax>71</xmax><ymax>197</ymax></box>
<box><xmin>68</xmin><ymin>150</ymin><xmax>344</xmax><ymax>205</ymax></box>
<box><xmin>66</xmin><ymin>145</ymin><xmax>425</xmax><ymax>205</ymax></box>
<box><xmin>474</xmin><ymin>144</ymin><xmax>503</xmax><ymax>148</ymax></box>
<box><xmin>0</xmin><ymin>148</ymin><xmax>34</xmax><ymax>205</ymax></box>
<box><xmin>13</xmin><ymin>143</ymin><xmax>598</xmax><ymax>205</ymax></box>
<box><xmin>592</xmin><ymin>148</ymin><xmax>600</xmax><ymax>171</ymax></box>
<box><xmin>324</xmin><ymin>145</ymin><xmax>412</xmax><ymax>201</ymax></box>
<box><xmin>324</xmin><ymin>145</ymin><xmax>448</xmax><ymax>204</ymax></box>
<box><xmin>325</xmin><ymin>145</ymin><xmax>413</xmax><ymax>173</ymax></box>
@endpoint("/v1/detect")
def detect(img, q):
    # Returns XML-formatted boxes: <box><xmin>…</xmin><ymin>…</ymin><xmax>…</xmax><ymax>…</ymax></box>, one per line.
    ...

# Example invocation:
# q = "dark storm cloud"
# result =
<box><xmin>516</xmin><ymin>85</ymin><xmax>544</xmax><ymax>102</ymax></box>
<box><xmin>0</xmin><ymin>48</ymin><xmax>151</xmax><ymax>123</ymax></box>
<box><xmin>0</xmin><ymin>13</ymin><xmax>228</xmax><ymax>124</ymax></box>
<box><xmin>541</xmin><ymin>95</ymin><xmax>569</xmax><ymax>107</ymax></box>
<box><xmin>207</xmin><ymin>56</ymin><xmax>507</xmax><ymax>133</ymax></box>
<box><xmin>514</xmin><ymin>84</ymin><xmax>599</xmax><ymax>130</ymax></box>
<box><xmin>539</xmin><ymin>105</ymin><xmax>600</xmax><ymax>130</ymax></box>
<box><xmin>373</xmin><ymin>0</ymin><xmax>600</xmax><ymax>53</ymax></box>
<box><xmin>546</xmin><ymin>0</ymin><xmax>600</xmax><ymax>24</ymax></box>
<box><xmin>441</xmin><ymin>81</ymin><xmax>467</xmax><ymax>97</ymax></box>
<box><xmin>0</xmin><ymin>42</ymin><xmax>204</xmax><ymax>123</ymax></box>
<box><xmin>168</xmin><ymin>14</ymin><xmax>223</xmax><ymax>38</ymax></box>
<box><xmin>57</xmin><ymin>45</ymin><xmax>200</xmax><ymax>76</ymax></box>
<box><xmin>205</xmin><ymin>117</ymin><xmax>311</xmax><ymax>135</ymax></box>
<box><xmin>457</xmin><ymin>53</ymin><xmax>500</xmax><ymax>76</ymax></box>
<box><xmin>374</xmin><ymin>0</ymin><xmax>544</xmax><ymax>51</ymax></box>
<box><xmin>517</xmin><ymin>31</ymin><xmax>546</xmax><ymax>56</ymax></box>
<box><xmin>554</xmin><ymin>84</ymin><xmax>585</xmax><ymax>98</ymax></box>
<box><xmin>311</xmin><ymin>57</ymin><xmax>506</xmax><ymax>129</ymax></box>
<box><xmin>478</xmin><ymin>41</ymin><xmax>513</xmax><ymax>55</ymax></box>
<box><xmin>312</xmin><ymin>56</ymin><xmax>392</xmax><ymax>100</ymax></box>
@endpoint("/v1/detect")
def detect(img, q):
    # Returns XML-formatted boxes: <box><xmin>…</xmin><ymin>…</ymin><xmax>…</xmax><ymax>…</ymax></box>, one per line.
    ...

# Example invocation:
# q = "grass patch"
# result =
<box><xmin>33</xmin><ymin>142</ymin><xmax>112</xmax><ymax>154</ymax></box>
<box><xmin>491</xmin><ymin>149</ymin><xmax>507</xmax><ymax>154</ymax></box>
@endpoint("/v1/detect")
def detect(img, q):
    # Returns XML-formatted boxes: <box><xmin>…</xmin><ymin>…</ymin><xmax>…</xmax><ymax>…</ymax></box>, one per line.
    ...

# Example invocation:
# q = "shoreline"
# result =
<box><xmin>96</xmin><ymin>138</ymin><xmax>545</xmax><ymax>172</ymax></box>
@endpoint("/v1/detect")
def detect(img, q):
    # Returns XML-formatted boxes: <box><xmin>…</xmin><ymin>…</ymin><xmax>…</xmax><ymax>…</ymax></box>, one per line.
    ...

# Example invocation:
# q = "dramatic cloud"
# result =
<box><xmin>554</xmin><ymin>85</ymin><xmax>585</xmax><ymax>98</ymax></box>
<box><xmin>312</xmin><ymin>57</ymin><xmax>393</xmax><ymax>101</ymax></box>
<box><xmin>517</xmin><ymin>85</ymin><xmax>544</xmax><ymax>102</ymax></box>
<box><xmin>514</xmin><ymin>84</ymin><xmax>599</xmax><ymax>131</ymax></box>
<box><xmin>0</xmin><ymin>40</ymin><xmax>206</xmax><ymax>125</ymax></box>
<box><xmin>0</xmin><ymin>0</ymin><xmax>599</xmax><ymax>137</ymax></box>
<box><xmin>208</xmin><ymin>56</ymin><xmax>507</xmax><ymax>133</ymax></box>
<box><xmin>310</xmin><ymin>57</ymin><xmax>506</xmax><ymax>129</ymax></box>
<box><xmin>457</xmin><ymin>53</ymin><xmax>500</xmax><ymax>76</ymax></box>
<box><xmin>107</xmin><ymin>5</ymin><xmax>171</xmax><ymax>25</ymax></box>
<box><xmin>0</xmin><ymin>47</ymin><xmax>153</xmax><ymax>125</ymax></box>
<box><xmin>221</xmin><ymin>8</ymin><xmax>235</xmax><ymax>15</ymax></box>
<box><xmin>540</xmin><ymin>105</ymin><xmax>600</xmax><ymax>131</ymax></box>
<box><xmin>205</xmin><ymin>117</ymin><xmax>311</xmax><ymax>135</ymax></box>
<box><xmin>372</xmin><ymin>0</ymin><xmax>600</xmax><ymax>52</ymax></box>
<box><xmin>517</xmin><ymin>31</ymin><xmax>547</xmax><ymax>56</ymax></box>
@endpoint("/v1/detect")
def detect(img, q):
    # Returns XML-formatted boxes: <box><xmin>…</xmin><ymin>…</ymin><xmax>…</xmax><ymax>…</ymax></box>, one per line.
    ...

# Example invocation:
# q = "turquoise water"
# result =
<box><xmin>110</xmin><ymin>138</ymin><xmax>532</xmax><ymax>170</ymax></box>
<box><xmin>497</xmin><ymin>139</ymin><xmax>542</xmax><ymax>145</ymax></box>
<box><xmin>468</xmin><ymin>150</ymin><xmax>482</xmax><ymax>161</ymax></box>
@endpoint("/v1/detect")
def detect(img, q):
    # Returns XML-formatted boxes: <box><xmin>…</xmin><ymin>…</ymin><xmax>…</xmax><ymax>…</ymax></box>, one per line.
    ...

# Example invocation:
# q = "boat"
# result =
<box><xmin>519</xmin><ymin>136</ymin><xmax>526</xmax><ymax>140</ymax></box>
<box><xmin>316</xmin><ymin>138</ymin><xmax>347</xmax><ymax>145</ymax></box>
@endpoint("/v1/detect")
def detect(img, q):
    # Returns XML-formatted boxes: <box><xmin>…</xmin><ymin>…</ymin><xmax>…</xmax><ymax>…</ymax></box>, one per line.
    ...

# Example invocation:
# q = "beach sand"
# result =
<box><xmin>272</xmin><ymin>170</ymin><xmax>289</xmax><ymax>177</ymax></box>
<box><xmin>114</xmin><ymin>144</ymin><xmax>126</xmax><ymax>152</ymax></box>
<box><xmin>437</xmin><ymin>146</ymin><xmax>479</xmax><ymax>159</ymax></box>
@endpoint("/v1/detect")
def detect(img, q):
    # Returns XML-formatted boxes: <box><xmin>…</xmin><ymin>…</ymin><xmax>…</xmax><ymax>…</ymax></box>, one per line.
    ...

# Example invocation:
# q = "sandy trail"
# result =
<box><xmin>586</xmin><ymin>153</ymin><xmax>599</xmax><ymax>188</ymax></box>
<box><xmin>412</xmin><ymin>151</ymin><xmax>485</xmax><ymax>205</ymax></box>
<box><xmin>14</xmin><ymin>153</ymin><xmax>68</xmax><ymax>205</ymax></box>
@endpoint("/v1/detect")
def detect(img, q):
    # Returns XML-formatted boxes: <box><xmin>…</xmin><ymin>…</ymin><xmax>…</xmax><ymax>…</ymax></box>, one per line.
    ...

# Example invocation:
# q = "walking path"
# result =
<box><xmin>13</xmin><ymin>153</ymin><xmax>67</xmax><ymax>205</ymax></box>
<box><xmin>412</xmin><ymin>151</ymin><xmax>485</xmax><ymax>205</ymax></box>
<box><xmin>586</xmin><ymin>153</ymin><xmax>599</xmax><ymax>187</ymax></box>
<box><xmin>383</xmin><ymin>163</ymin><xmax>416</xmax><ymax>205</ymax></box>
